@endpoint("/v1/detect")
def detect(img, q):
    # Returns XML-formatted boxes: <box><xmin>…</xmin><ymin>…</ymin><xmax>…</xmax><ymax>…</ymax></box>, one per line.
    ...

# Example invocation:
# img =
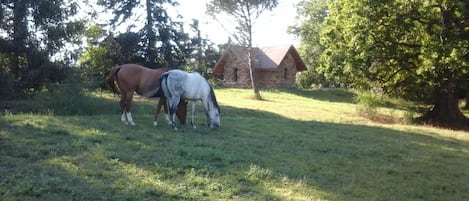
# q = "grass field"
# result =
<box><xmin>1</xmin><ymin>88</ymin><xmax>469</xmax><ymax>200</ymax></box>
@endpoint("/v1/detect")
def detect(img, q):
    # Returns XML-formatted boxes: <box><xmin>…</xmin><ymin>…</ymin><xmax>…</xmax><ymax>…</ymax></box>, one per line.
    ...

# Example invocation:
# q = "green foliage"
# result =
<box><xmin>183</xmin><ymin>20</ymin><xmax>222</xmax><ymax>78</ymax></box>
<box><xmin>37</xmin><ymin>70</ymin><xmax>88</xmax><ymax>115</ymax></box>
<box><xmin>80</xmin><ymin>15</ymin><xmax>219</xmax><ymax>90</ymax></box>
<box><xmin>0</xmin><ymin>0</ymin><xmax>84</xmax><ymax>95</ymax></box>
<box><xmin>355</xmin><ymin>91</ymin><xmax>385</xmax><ymax>120</ymax></box>
<box><xmin>290</xmin><ymin>0</ymin><xmax>330</xmax><ymax>88</ymax></box>
<box><xmin>97</xmin><ymin>0</ymin><xmax>196</xmax><ymax>67</ymax></box>
<box><xmin>80</xmin><ymin>43</ymin><xmax>113</xmax><ymax>89</ymax></box>
<box><xmin>80</xmin><ymin>25</ymin><xmax>144</xmax><ymax>89</ymax></box>
<box><xmin>0</xmin><ymin>73</ymin><xmax>22</xmax><ymax>99</ymax></box>
<box><xmin>355</xmin><ymin>91</ymin><xmax>385</xmax><ymax>109</ymax></box>
<box><xmin>294</xmin><ymin>0</ymin><xmax>469</xmax><ymax>128</ymax></box>
<box><xmin>296</xmin><ymin>68</ymin><xmax>330</xmax><ymax>89</ymax></box>
<box><xmin>317</xmin><ymin>0</ymin><xmax>469</xmax><ymax>99</ymax></box>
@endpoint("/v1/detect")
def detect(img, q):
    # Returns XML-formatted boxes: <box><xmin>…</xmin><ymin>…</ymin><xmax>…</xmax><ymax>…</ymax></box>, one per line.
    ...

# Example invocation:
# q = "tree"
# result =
<box><xmin>289</xmin><ymin>0</ymin><xmax>329</xmax><ymax>89</ymax></box>
<box><xmin>465</xmin><ymin>92</ymin><xmax>469</xmax><ymax>110</ymax></box>
<box><xmin>184</xmin><ymin>20</ymin><xmax>222</xmax><ymax>78</ymax></box>
<box><xmin>80</xmin><ymin>24</ymin><xmax>117</xmax><ymax>88</ymax></box>
<box><xmin>97</xmin><ymin>0</ymin><xmax>190</xmax><ymax>67</ymax></box>
<box><xmin>207</xmin><ymin>0</ymin><xmax>279</xmax><ymax>99</ymax></box>
<box><xmin>83</xmin><ymin>1</ymin><xmax>216</xmax><ymax>89</ymax></box>
<box><xmin>307</xmin><ymin>0</ymin><xmax>469</xmax><ymax>129</ymax></box>
<box><xmin>0</xmin><ymin>0</ymin><xmax>84</xmax><ymax>96</ymax></box>
<box><xmin>81</xmin><ymin>24</ymin><xmax>153</xmax><ymax>88</ymax></box>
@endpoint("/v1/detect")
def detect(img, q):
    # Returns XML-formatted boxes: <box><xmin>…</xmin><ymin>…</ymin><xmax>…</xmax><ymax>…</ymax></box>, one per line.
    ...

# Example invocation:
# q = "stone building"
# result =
<box><xmin>212</xmin><ymin>44</ymin><xmax>307</xmax><ymax>88</ymax></box>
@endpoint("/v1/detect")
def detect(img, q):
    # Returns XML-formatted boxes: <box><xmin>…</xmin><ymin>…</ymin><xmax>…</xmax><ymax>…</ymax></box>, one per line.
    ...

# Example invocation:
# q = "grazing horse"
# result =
<box><xmin>108</xmin><ymin>64</ymin><xmax>186</xmax><ymax>126</ymax></box>
<box><xmin>160</xmin><ymin>69</ymin><xmax>220</xmax><ymax>130</ymax></box>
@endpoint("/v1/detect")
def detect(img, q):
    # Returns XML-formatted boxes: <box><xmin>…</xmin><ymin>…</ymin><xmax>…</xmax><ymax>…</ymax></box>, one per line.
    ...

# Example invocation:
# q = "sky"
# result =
<box><xmin>91</xmin><ymin>0</ymin><xmax>303</xmax><ymax>47</ymax></box>
<box><xmin>171</xmin><ymin>0</ymin><xmax>302</xmax><ymax>47</ymax></box>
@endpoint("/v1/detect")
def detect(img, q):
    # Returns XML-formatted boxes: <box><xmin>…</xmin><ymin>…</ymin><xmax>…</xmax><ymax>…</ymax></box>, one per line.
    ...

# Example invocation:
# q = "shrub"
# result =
<box><xmin>355</xmin><ymin>91</ymin><xmax>385</xmax><ymax>119</ymax></box>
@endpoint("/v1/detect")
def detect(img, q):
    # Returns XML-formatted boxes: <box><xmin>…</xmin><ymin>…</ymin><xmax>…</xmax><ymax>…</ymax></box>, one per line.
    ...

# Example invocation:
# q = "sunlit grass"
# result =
<box><xmin>1</xmin><ymin>88</ymin><xmax>468</xmax><ymax>200</ymax></box>
<box><xmin>217</xmin><ymin>88</ymin><xmax>360</xmax><ymax>123</ymax></box>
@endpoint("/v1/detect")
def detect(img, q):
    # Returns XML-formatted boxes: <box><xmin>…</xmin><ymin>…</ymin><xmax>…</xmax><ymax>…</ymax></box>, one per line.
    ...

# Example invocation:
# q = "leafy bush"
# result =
<box><xmin>355</xmin><ymin>90</ymin><xmax>385</xmax><ymax>119</ymax></box>
<box><xmin>36</xmin><ymin>69</ymin><xmax>114</xmax><ymax>116</ymax></box>
<box><xmin>0</xmin><ymin>72</ymin><xmax>21</xmax><ymax>99</ymax></box>
<box><xmin>296</xmin><ymin>69</ymin><xmax>331</xmax><ymax>89</ymax></box>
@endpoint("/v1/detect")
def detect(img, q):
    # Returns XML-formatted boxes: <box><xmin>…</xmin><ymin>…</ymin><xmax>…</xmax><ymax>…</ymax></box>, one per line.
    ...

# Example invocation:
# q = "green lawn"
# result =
<box><xmin>1</xmin><ymin>88</ymin><xmax>468</xmax><ymax>200</ymax></box>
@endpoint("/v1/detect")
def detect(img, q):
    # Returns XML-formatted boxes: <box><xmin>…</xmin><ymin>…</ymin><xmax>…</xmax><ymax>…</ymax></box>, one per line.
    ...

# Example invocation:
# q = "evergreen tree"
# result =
<box><xmin>97</xmin><ymin>0</ymin><xmax>190</xmax><ymax>67</ymax></box>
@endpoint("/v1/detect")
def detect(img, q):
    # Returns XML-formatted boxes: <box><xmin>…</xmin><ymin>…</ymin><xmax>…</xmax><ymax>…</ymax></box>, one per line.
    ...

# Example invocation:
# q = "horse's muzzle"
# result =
<box><xmin>210</xmin><ymin>122</ymin><xmax>220</xmax><ymax>128</ymax></box>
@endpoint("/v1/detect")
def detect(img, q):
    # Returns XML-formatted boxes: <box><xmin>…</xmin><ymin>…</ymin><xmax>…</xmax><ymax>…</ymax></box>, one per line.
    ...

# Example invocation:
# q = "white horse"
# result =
<box><xmin>160</xmin><ymin>69</ymin><xmax>220</xmax><ymax>130</ymax></box>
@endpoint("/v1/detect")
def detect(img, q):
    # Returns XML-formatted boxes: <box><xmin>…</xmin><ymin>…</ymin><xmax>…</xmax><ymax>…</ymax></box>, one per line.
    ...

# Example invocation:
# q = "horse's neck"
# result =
<box><xmin>204</xmin><ymin>97</ymin><xmax>217</xmax><ymax>112</ymax></box>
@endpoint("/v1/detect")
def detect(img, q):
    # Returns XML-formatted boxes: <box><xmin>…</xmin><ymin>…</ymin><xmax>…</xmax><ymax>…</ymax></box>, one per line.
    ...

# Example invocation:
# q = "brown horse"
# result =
<box><xmin>108</xmin><ymin>64</ymin><xmax>186</xmax><ymax>126</ymax></box>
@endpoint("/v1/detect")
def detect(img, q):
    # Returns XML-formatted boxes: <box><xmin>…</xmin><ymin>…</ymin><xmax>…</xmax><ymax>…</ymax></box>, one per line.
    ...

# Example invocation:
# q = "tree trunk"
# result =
<box><xmin>464</xmin><ymin>91</ymin><xmax>469</xmax><ymax>110</ymax></box>
<box><xmin>416</xmin><ymin>84</ymin><xmax>469</xmax><ymax>130</ymax></box>
<box><xmin>12</xmin><ymin>0</ymin><xmax>27</xmax><ymax>79</ymax></box>
<box><xmin>247</xmin><ymin>46</ymin><xmax>261</xmax><ymax>99</ymax></box>
<box><xmin>246</xmin><ymin>20</ymin><xmax>261</xmax><ymax>99</ymax></box>
<box><xmin>145</xmin><ymin>0</ymin><xmax>157</xmax><ymax>67</ymax></box>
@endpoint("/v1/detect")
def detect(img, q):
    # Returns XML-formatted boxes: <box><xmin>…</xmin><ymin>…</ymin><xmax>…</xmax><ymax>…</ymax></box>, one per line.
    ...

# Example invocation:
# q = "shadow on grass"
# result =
<box><xmin>1</xmin><ymin>104</ymin><xmax>469</xmax><ymax>200</ymax></box>
<box><xmin>0</xmin><ymin>93</ymin><xmax>160</xmax><ymax>117</ymax></box>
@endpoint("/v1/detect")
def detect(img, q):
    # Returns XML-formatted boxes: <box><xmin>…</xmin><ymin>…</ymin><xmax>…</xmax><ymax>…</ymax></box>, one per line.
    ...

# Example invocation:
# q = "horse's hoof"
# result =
<box><xmin>153</xmin><ymin>121</ymin><xmax>158</xmax><ymax>127</ymax></box>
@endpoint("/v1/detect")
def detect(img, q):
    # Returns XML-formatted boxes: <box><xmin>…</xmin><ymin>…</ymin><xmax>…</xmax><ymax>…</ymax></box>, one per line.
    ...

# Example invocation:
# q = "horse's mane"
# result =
<box><xmin>108</xmin><ymin>65</ymin><xmax>122</xmax><ymax>95</ymax></box>
<box><xmin>209</xmin><ymin>85</ymin><xmax>220</xmax><ymax>113</ymax></box>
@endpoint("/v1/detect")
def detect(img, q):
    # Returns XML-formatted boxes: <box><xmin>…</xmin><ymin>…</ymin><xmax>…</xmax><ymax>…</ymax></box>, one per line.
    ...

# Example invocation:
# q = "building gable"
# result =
<box><xmin>213</xmin><ymin>44</ymin><xmax>307</xmax><ymax>88</ymax></box>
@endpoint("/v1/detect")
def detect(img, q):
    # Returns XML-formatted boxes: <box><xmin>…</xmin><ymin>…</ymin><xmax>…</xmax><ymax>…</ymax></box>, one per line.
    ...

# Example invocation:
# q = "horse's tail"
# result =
<box><xmin>108</xmin><ymin>65</ymin><xmax>122</xmax><ymax>95</ymax></box>
<box><xmin>159</xmin><ymin>73</ymin><xmax>171</xmax><ymax>99</ymax></box>
<box><xmin>160</xmin><ymin>72</ymin><xmax>179</xmax><ymax>116</ymax></box>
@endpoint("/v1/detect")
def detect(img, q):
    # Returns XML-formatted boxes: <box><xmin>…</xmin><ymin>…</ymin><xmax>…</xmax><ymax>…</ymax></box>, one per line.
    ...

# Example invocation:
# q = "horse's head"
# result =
<box><xmin>207</xmin><ymin>106</ymin><xmax>220</xmax><ymax>128</ymax></box>
<box><xmin>207</xmin><ymin>86</ymin><xmax>220</xmax><ymax>128</ymax></box>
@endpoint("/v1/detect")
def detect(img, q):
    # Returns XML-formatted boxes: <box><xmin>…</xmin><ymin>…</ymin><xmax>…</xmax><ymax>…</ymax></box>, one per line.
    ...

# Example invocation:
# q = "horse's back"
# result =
<box><xmin>185</xmin><ymin>72</ymin><xmax>208</xmax><ymax>92</ymax></box>
<box><xmin>115</xmin><ymin>64</ymin><xmax>169</xmax><ymax>97</ymax></box>
<box><xmin>174</xmin><ymin>70</ymin><xmax>210</xmax><ymax>100</ymax></box>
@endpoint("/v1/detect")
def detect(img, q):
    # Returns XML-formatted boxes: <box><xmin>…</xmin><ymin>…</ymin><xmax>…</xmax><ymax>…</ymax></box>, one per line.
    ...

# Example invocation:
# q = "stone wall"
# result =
<box><xmin>256</xmin><ymin>53</ymin><xmax>297</xmax><ymax>88</ymax></box>
<box><xmin>222</xmin><ymin>51</ymin><xmax>251</xmax><ymax>88</ymax></box>
<box><xmin>222</xmin><ymin>52</ymin><xmax>298</xmax><ymax>89</ymax></box>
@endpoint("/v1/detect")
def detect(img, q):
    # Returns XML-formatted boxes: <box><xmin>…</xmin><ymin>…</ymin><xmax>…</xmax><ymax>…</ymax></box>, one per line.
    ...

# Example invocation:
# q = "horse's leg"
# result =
<box><xmin>154</xmin><ymin>98</ymin><xmax>164</xmax><ymax>127</ymax></box>
<box><xmin>120</xmin><ymin>94</ymin><xmax>128</xmax><ymax>125</ymax></box>
<box><xmin>124</xmin><ymin>92</ymin><xmax>136</xmax><ymax>126</ymax></box>
<box><xmin>162</xmin><ymin>97</ymin><xmax>173</xmax><ymax>126</ymax></box>
<box><xmin>170</xmin><ymin>102</ymin><xmax>179</xmax><ymax>130</ymax></box>
<box><xmin>166</xmin><ymin>97</ymin><xmax>179</xmax><ymax>131</ymax></box>
<box><xmin>176</xmin><ymin>99</ymin><xmax>187</xmax><ymax>126</ymax></box>
<box><xmin>190</xmin><ymin>101</ymin><xmax>197</xmax><ymax>129</ymax></box>
<box><xmin>203</xmin><ymin>101</ymin><xmax>212</xmax><ymax>127</ymax></box>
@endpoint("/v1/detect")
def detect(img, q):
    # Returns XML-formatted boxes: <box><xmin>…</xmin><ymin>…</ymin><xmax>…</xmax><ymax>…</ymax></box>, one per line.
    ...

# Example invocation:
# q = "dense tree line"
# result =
<box><xmin>293</xmin><ymin>0</ymin><xmax>469</xmax><ymax>129</ymax></box>
<box><xmin>0</xmin><ymin>0</ymin><xmax>220</xmax><ymax>96</ymax></box>
<box><xmin>0</xmin><ymin>0</ymin><xmax>84</xmax><ymax>96</ymax></box>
